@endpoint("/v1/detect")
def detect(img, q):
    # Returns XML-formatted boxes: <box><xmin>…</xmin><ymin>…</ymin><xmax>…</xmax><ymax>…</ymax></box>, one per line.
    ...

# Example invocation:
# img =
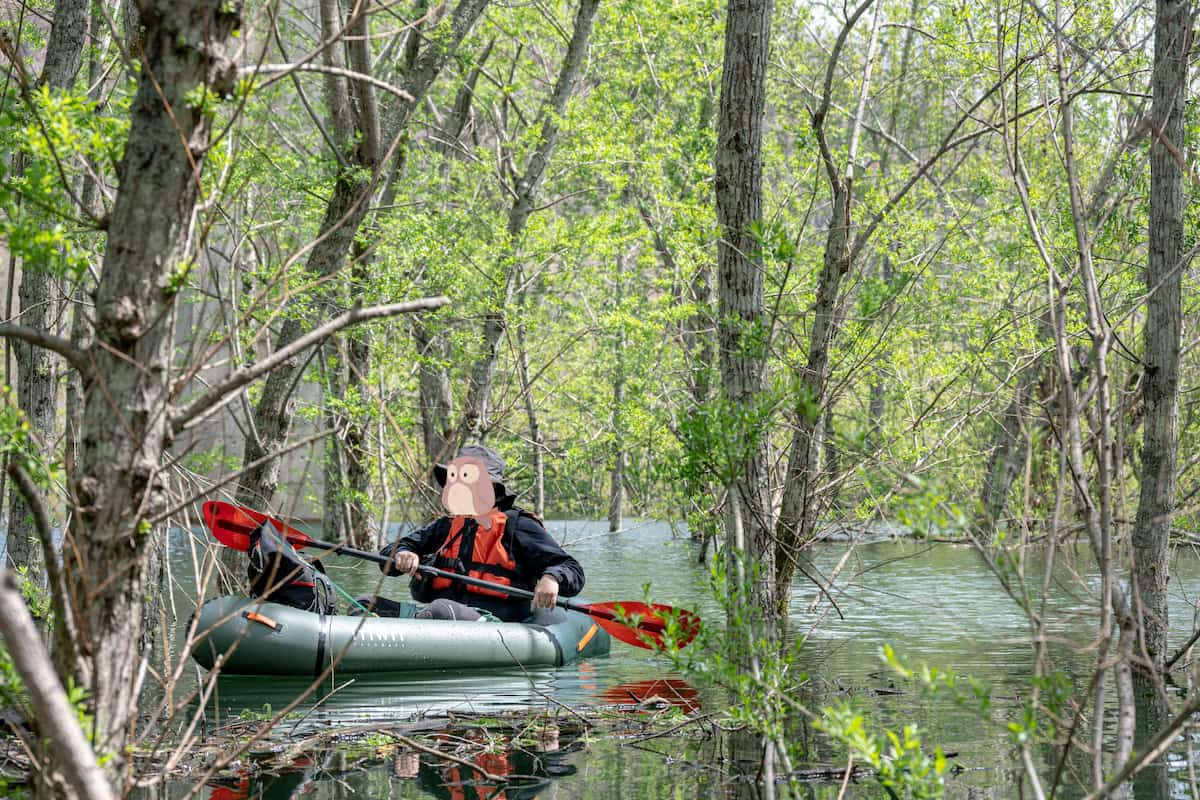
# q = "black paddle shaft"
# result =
<box><xmin>298</xmin><ymin>534</ymin><xmax>618</xmax><ymax>622</ymax></box>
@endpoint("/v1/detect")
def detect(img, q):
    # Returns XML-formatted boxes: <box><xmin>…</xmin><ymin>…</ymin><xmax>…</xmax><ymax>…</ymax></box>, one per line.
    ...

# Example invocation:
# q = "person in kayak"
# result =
<box><xmin>358</xmin><ymin>445</ymin><xmax>585</xmax><ymax>622</ymax></box>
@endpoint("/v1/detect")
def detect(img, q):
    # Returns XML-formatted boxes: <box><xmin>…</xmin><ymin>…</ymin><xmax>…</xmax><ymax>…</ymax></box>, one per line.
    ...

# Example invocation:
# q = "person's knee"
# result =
<box><xmin>416</xmin><ymin>598</ymin><xmax>481</xmax><ymax>621</ymax></box>
<box><xmin>348</xmin><ymin>594</ymin><xmax>375</xmax><ymax>616</ymax></box>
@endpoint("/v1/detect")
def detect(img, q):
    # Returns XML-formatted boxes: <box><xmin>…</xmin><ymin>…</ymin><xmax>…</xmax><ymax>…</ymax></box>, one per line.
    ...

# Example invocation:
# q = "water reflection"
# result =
<box><xmin>598</xmin><ymin>677</ymin><xmax>702</xmax><ymax>713</ymax></box>
<box><xmin>209</xmin><ymin>669</ymin><xmax>566</xmax><ymax>729</ymax></box>
<box><xmin>199</xmin><ymin>719</ymin><xmax>584</xmax><ymax>800</ymax></box>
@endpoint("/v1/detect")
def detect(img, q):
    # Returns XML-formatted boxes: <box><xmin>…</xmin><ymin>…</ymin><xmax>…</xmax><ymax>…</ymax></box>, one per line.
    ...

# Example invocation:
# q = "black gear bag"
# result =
<box><xmin>246</xmin><ymin>519</ymin><xmax>335</xmax><ymax>614</ymax></box>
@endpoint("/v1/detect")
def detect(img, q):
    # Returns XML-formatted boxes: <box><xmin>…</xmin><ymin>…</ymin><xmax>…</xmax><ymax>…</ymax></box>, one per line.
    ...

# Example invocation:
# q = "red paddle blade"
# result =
<box><xmin>585</xmin><ymin>601</ymin><xmax>702</xmax><ymax>650</ymax></box>
<box><xmin>202</xmin><ymin>501</ymin><xmax>313</xmax><ymax>552</ymax></box>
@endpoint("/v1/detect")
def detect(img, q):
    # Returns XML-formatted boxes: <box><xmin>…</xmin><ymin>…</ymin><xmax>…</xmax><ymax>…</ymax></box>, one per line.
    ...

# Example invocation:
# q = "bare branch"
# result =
<box><xmin>151</xmin><ymin>428</ymin><xmax>334</xmax><ymax>524</ymax></box>
<box><xmin>0</xmin><ymin>567</ymin><xmax>116</xmax><ymax>800</ymax></box>
<box><xmin>172</xmin><ymin>296</ymin><xmax>450</xmax><ymax>433</ymax></box>
<box><xmin>6</xmin><ymin>463</ymin><xmax>77</xmax><ymax>648</ymax></box>
<box><xmin>0</xmin><ymin>323</ymin><xmax>89</xmax><ymax>374</ymax></box>
<box><xmin>244</xmin><ymin>63</ymin><xmax>415</xmax><ymax>104</ymax></box>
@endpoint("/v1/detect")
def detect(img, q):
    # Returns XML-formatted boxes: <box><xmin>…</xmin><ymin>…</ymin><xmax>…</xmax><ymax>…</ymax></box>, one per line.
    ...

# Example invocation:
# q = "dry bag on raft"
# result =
<box><xmin>246</xmin><ymin>519</ymin><xmax>335</xmax><ymax>614</ymax></box>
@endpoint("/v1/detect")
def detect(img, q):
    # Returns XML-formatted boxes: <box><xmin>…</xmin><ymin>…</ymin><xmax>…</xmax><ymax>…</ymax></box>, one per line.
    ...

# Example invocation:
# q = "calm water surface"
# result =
<box><xmin>141</xmin><ymin>523</ymin><xmax>1200</xmax><ymax>799</ymax></box>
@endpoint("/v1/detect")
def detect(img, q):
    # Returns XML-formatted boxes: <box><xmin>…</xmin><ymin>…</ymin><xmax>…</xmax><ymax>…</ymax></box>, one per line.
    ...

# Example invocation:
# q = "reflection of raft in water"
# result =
<box><xmin>190</xmin><ymin>596</ymin><xmax>612</xmax><ymax>676</ymax></box>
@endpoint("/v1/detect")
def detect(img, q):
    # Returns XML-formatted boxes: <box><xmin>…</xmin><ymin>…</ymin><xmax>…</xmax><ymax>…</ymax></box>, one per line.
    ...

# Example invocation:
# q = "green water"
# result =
<box><xmin>140</xmin><ymin>525</ymin><xmax>1200</xmax><ymax>798</ymax></box>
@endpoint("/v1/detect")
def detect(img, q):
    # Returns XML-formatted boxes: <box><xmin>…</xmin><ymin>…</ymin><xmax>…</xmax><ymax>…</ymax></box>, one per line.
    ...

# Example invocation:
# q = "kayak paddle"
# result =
<box><xmin>202</xmin><ymin>501</ymin><xmax>700</xmax><ymax>650</ymax></box>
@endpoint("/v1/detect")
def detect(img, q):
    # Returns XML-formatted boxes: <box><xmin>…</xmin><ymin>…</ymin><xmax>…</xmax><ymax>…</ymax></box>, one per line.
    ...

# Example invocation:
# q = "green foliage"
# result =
<box><xmin>15</xmin><ymin>566</ymin><xmax>51</xmax><ymax>622</ymax></box>
<box><xmin>0</xmin><ymin>85</ymin><xmax>126</xmax><ymax>279</ymax></box>
<box><xmin>0</xmin><ymin>386</ymin><xmax>57</xmax><ymax>487</ymax></box>
<box><xmin>881</xmin><ymin>645</ymin><xmax>991</xmax><ymax>715</ymax></box>
<box><xmin>817</xmin><ymin>704</ymin><xmax>948</xmax><ymax>800</ymax></box>
<box><xmin>677</xmin><ymin>393</ymin><xmax>776</xmax><ymax>489</ymax></box>
<box><xmin>0</xmin><ymin>640</ymin><xmax>27</xmax><ymax>714</ymax></box>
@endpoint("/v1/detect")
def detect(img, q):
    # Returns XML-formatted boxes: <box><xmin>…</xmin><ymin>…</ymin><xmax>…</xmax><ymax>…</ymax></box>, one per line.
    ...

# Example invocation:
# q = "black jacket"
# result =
<box><xmin>379</xmin><ymin>505</ymin><xmax>585</xmax><ymax>622</ymax></box>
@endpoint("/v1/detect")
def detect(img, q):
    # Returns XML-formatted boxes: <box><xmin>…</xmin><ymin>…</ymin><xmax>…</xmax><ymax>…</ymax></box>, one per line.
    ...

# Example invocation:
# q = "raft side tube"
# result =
<box><xmin>190</xmin><ymin>597</ymin><xmax>611</xmax><ymax>676</ymax></box>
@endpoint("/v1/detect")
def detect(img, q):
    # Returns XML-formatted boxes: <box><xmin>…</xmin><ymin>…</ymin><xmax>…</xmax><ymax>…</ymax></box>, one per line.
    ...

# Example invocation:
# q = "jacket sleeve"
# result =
<box><xmin>510</xmin><ymin>514</ymin><xmax>585</xmax><ymax>597</ymax></box>
<box><xmin>378</xmin><ymin>518</ymin><xmax>448</xmax><ymax>575</ymax></box>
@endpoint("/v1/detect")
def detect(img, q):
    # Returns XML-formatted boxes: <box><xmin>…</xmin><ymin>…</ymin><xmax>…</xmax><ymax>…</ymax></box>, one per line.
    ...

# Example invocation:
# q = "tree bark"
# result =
<box><xmin>716</xmin><ymin>0</ymin><xmax>774</xmax><ymax>613</ymax></box>
<box><xmin>7</xmin><ymin>0</ymin><xmax>90</xmax><ymax>576</ymax></box>
<box><xmin>1133</xmin><ymin>0</ymin><xmax>1190</xmax><ymax>676</ymax></box>
<box><xmin>414</xmin><ymin>317</ymin><xmax>455</xmax><ymax>469</ymax></box>
<box><xmin>343</xmin><ymin>250</ymin><xmax>375</xmax><ymax>548</ymax></box>
<box><xmin>515</xmin><ymin>320</ymin><xmax>545</xmax><ymax>518</ymax></box>
<box><xmin>40</xmin><ymin>0</ymin><xmax>89</xmax><ymax>90</ymax></box>
<box><xmin>322</xmin><ymin>335</ymin><xmax>350</xmax><ymax>543</ymax></box>
<box><xmin>460</xmin><ymin>0</ymin><xmax>600</xmax><ymax>443</ymax></box>
<box><xmin>54</xmin><ymin>0</ymin><xmax>241</xmax><ymax>789</ymax></box>
<box><xmin>978</xmin><ymin>356</ymin><xmax>1045</xmax><ymax>537</ymax></box>
<box><xmin>609</xmin><ymin>260</ymin><xmax>626</xmax><ymax>532</ymax></box>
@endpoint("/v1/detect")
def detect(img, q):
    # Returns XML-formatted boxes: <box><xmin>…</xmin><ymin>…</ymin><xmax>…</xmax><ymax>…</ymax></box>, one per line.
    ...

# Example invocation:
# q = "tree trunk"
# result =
<box><xmin>978</xmin><ymin>357</ymin><xmax>1045</xmax><ymax>538</ymax></box>
<box><xmin>54</xmin><ymin>1</ymin><xmax>241</xmax><ymax>791</ymax></box>
<box><xmin>515</xmin><ymin>321</ymin><xmax>545</xmax><ymax>518</ymax></box>
<box><xmin>460</xmin><ymin>0</ymin><xmax>600</xmax><ymax>443</ymax></box>
<box><xmin>609</xmin><ymin>261</ymin><xmax>626</xmax><ymax>532</ymax></box>
<box><xmin>0</xmin><ymin>567</ymin><xmax>114</xmax><ymax>800</ymax></box>
<box><xmin>233</xmin><ymin>168</ymin><xmax>370</xmax><ymax>511</ymax></box>
<box><xmin>716</xmin><ymin>0</ymin><xmax>774</xmax><ymax>613</ymax></box>
<box><xmin>40</xmin><ymin>0</ymin><xmax>89</xmax><ymax>90</ymax></box>
<box><xmin>414</xmin><ymin>317</ymin><xmax>455</xmax><ymax>467</ymax></box>
<box><xmin>343</xmin><ymin>253</ymin><xmax>375</xmax><ymax>548</ymax></box>
<box><xmin>1133</xmin><ymin>0</ymin><xmax>1190</xmax><ymax>676</ymax></box>
<box><xmin>322</xmin><ymin>336</ymin><xmax>349</xmax><ymax>542</ymax></box>
<box><xmin>774</xmin><ymin>0</ymin><xmax>880</xmax><ymax>610</ymax></box>
<box><xmin>234</xmin><ymin>0</ymin><xmax>491</xmax><ymax>510</ymax></box>
<box><xmin>7</xmin><ymin>0</ymin><xmax>90</xmax><ymax>576</ymax></box>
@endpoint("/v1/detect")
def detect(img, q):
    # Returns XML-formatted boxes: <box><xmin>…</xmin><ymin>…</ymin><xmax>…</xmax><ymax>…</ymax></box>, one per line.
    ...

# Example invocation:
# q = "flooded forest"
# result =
<box><xmin>0</xmin><ymin>0</ymin><xmax>1194</xmax><ymax>797</ymax></box>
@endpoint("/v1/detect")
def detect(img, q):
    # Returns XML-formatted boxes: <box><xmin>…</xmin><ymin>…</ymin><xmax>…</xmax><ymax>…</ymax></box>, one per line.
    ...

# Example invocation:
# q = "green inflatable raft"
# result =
<box><xmin>190</xmin><ymin>596</ymin><xmax>612</xmax><ymax>676</ymax></box>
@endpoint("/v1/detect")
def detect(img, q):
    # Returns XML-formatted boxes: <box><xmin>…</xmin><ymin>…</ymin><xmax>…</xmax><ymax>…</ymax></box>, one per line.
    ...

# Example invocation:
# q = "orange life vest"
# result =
<box><xmin>429</xmin><ymin>510</ymin><xmax>520</xmax><ymax>599</ymax></box>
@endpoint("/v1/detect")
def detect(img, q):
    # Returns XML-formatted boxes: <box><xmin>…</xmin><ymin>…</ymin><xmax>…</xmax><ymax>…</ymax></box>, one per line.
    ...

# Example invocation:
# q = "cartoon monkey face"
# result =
<box><xmin>441</xmin><ymin>456</ymin><xmax>496</xmax><ymax>516</ymax></box>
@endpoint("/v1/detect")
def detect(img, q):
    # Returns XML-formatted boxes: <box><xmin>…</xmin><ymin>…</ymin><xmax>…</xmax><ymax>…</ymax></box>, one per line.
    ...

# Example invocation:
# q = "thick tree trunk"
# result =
<box><xmin>716</xmin><ymin>0</ymin><xmax>774</xmax><ymax>613</ymax></box>
<box><xmin>65</xmin><ymin>5</ymin><xmax>106</xmax><ymax>490</ymax></box>
<box><xmin>54</xmin><ymin>1</ymin><xmax>241</xmax><ymax>791</ymax></box>
<box><xmin>1133</xmin><ymin>0</ymin><xmax>1190</xmax><ymax>676</ymax></box>
<box><xmin>40</xmin><ymin>0</ymin><xmax>89</xmax><ymax>90</ymax></box>
<box><xmin>461</xmin><ymin>0</ymin><xmax>600</xmax><ymax>443</ymax></box>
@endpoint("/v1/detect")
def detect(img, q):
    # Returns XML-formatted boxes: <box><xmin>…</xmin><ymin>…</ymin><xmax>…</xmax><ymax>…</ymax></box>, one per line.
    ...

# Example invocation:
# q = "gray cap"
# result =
<box><xmin>433</xmin><ymin>444</ymin><xmax>505</xmax><ymax>487</ymax></box>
